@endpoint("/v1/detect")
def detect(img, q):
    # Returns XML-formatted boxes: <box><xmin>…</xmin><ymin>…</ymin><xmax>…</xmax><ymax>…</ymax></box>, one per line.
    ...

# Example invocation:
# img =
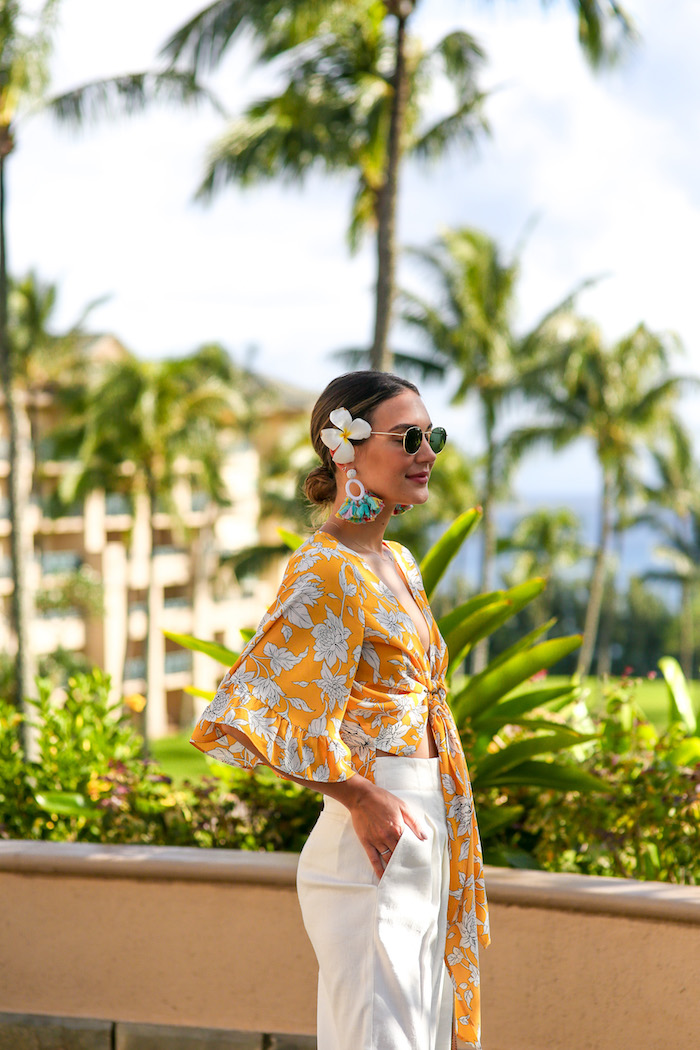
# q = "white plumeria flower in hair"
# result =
<box><xmin>320</xmin><ymin>408</ymin><xmax>371</xmax><ymax>464</ymax></box>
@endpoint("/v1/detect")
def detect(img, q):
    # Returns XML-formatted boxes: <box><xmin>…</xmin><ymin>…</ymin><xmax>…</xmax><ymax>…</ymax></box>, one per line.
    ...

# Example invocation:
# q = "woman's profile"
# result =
<box><xmin>191</xmin><ymin>371</ymin><xmax>490</xmax><ymax>1050</ymax></box>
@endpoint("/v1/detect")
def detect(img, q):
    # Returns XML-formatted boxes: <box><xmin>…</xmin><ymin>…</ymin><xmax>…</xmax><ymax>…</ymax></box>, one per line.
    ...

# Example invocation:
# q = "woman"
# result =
<box><xmin>191</xmin><ymin>372</ymin><xmax>490</xmax><ymax>1050</ymax></box>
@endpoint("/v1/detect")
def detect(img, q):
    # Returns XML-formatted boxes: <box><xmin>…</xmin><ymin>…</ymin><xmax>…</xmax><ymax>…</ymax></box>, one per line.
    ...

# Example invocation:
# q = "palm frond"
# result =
<box><xmin>410</xmin><ymin>92</ymin><xmax>489</xmax><ymax>162</ymax></box>
<box><xmin>574</xmin><ymin>0</ymin><xmax>638</xmax><ymax>69</ymax></box>
<box><xmin>48</xmin><ymin>70</ymin><xmax>222</xmax><ymax>125</ymax></box>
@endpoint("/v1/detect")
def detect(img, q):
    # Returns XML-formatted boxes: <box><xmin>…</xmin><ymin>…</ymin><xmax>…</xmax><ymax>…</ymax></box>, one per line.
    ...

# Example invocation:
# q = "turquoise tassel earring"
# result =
<box><xmin>336</xmin><ymin>468</ymin><xmax>384</xmax><ymax>523</ymax></box>
<box><xmin>392</xmin><ymin>503</ymin><xmax>413</xmax><ymax>516</ymax></box>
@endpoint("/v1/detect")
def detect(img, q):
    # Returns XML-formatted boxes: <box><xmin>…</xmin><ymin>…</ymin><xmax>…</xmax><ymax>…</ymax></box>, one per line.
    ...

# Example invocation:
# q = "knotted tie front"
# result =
<box><xmin>428</xmin><ymin>684</ymin><xmax>490</xmax><ymax>1049</ymax></box>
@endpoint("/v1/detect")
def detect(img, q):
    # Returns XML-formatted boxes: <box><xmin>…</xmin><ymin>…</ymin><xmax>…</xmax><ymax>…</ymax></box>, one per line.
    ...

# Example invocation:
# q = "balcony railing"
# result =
<box><xmin>164</xmin><ymin>650</ymin><xmax>193</xmax><ymax>674</ymax></box>
<box><xmin>153</xmin><ymin>545</ymin><xmax>188</xmax><ymax>557</ymax></box>
<box><xmin>123</xmin><ymin>657</ymin><xmax>146</xmax><ymax>681</ymax></box>
<box><xmin>41</xmin><ymin>551</ymin><xmax>82</xmax><ymax>575</ymax></box>
<box><xmin>164</xmin><ymin>596</ymin><xmax>191</xmax><ymax>609</ymax></box>
<box><xmin>105</xmin><ymin>493</ymin><xmax>132</xmax><ymax>516</ymax></box>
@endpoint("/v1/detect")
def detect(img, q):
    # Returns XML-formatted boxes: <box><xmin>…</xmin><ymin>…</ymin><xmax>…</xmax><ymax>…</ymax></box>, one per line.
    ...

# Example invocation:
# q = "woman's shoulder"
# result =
<box><xmin>385</xmin><ymin>539</ymin><xmax>419</xmax><ymax>570</ymax></box>
<box><xmin>385</xmin><ymin>540</ymin><xmax>425</xmax><ymax>588</ymax></box>
<box><xmin>284</xmin><ymin>530</ymin><xmax>365</xmax><ymax>579</ymax></box>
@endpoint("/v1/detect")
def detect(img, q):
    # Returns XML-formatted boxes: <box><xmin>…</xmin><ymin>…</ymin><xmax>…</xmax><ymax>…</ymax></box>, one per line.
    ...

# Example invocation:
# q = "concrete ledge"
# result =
<box><xmin>2</xmin><ymin>840</ymin><xmax>699</xmax><ymax>924</ymax></box>
<box><xmin>0</xmin><ymin>1012</ymin><xmax>112</xmax><ymax>1049</ymax></box>
<box><xmin>2</xmin><ymin>842</ymin><xmax>700</xmax><ymax>1050</ymax></box>
<box><xmin>0</xmin><ymin>1016</ymin><xmax>317</xmax><ymax>1050</ymax></box>
<box><xmin>485</xmin><ymin>864</ymin><xmax>700</xmax><ymax>924</ymax></box>
<box><xmin>115</xmin><ymin>1022</ymin><xmax>264</xmax><ymax>1049</ymax></box>
<box><xmin>0</xmin><ymin>840</ymin><xmax>298</xmax><ymax>885</ymax></box>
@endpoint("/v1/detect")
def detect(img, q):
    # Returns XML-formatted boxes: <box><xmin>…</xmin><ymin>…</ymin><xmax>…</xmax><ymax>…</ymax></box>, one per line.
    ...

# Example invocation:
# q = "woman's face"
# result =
<box><xmin>350</xmin><ymin>389</ymin><xmax>438</xmax><ymax>507</ymax></box>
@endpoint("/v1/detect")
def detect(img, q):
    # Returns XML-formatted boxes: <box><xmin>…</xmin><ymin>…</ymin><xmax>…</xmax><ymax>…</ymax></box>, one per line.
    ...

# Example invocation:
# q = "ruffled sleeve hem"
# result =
<box><xmin>190</xmin><ymin>694</ymin><xmax>355</xmax><ymax>784</ymax></box>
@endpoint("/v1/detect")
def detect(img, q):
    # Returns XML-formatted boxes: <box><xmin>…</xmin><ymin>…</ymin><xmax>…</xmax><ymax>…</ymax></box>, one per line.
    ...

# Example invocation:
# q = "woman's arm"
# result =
<box><xmin>217</xmin><ymin>724</ymin><xmax>426</xmax><ymax>880</ymax></box>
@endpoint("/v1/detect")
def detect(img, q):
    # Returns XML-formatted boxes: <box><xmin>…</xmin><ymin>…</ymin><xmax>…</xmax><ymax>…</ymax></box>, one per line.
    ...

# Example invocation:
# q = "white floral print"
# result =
<box><xmin>190</xmin><ymin>531</ymin><xmax>489</xmax><ymax>1044</ymax></box>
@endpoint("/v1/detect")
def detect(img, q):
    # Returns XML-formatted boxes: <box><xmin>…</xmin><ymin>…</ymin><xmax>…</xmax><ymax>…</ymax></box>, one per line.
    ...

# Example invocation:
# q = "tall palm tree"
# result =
<box><xmin>161</xmin><ymin>0</ymin><xmax>636</xmax><ymax>370</ymax></box>
<box><xmin>47</xmin><ymin>344</ymin><xmax>243</xmax><ymax>742</ymax></box>
<box><xmin>638</xmin><ymin>423</ymin><xmax>700</xmax><ymax>679</ymax></box>
<box><xmin>511</xmin><ymin>320</ymin><xmax>687</xmax><ymax>678</ymax></box>
<box><xmin>0</xmin><ymin>0</ymin><xmax>210</xmax><ymax>718</ymax></box>
<box><xmin>497</xmin><ymin>506</ymin><xmax>588</xmax><ymax>626</ymax></box>
<box><xmin>0</xmin><ymin>1</ymin><xmax>63</xmax><ymax>712</ymax></box>
<box><xmin>398</xmin><ymin>226</ymin><xmax>592</xmax><ymax>669</ymax></box>
<box><xmin>179</xmin><ymin>4</ymin><xmax>487</xmax><ymax>372</ymax></box>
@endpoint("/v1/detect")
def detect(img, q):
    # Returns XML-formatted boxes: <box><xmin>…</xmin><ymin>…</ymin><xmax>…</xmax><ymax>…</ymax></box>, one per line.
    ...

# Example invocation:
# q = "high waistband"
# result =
<box><xmin>374</xmin><ymin>755</ymin><xmax>441</xmax><ymax>792</ymax></box>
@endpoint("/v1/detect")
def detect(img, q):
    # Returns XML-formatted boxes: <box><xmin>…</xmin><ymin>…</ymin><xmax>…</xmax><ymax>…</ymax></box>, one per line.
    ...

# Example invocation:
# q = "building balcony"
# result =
<box><xmin>40</xmin><ymin>551</ymin><xmax>82</xmax><ymax>575</ymax></box>
<box><xmin>123</xmin><ymin>657</ymin><xmax>146</xmax><ymax>683</ymax></box>
<box><xmin>32</xmin><ymin>614</ymin><xmax>85</xmax><ymax>655</ymax></box>
<box><xmin>105</xmin><ymin>493</ymin><xmax>132</xmax><ymax>517</ymax></box>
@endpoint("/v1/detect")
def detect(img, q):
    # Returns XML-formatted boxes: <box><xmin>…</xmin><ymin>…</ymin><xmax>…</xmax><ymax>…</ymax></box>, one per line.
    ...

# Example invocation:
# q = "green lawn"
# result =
<box><xmin>150</xmin><ymin>731</ymin><xmax>209</xmax><ymax>785</ymax></box>
<box><xmin>152</xmin><ymin>675</ymin><xmax>699</xmax><ymax>785</ymax></box>
<box><xmin>564</xmin><ymin>674</ymin><xmax>700</xmax><ymax>729</ymax></box>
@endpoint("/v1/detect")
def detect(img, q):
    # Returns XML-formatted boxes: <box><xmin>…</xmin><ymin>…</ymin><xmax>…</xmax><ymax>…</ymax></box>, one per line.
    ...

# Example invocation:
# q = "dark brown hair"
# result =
<box><xmin>304</xmin><ymin>371</ymin><xmax>420</xmax><ymax>506</ymax></box>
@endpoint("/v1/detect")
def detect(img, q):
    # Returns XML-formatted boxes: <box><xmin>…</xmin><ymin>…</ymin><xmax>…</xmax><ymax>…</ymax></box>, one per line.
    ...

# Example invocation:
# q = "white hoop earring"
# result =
<box><xmin>336</xmin><ymin>468</ymin><xmax>385</xmax><ymax>523</ymax></box>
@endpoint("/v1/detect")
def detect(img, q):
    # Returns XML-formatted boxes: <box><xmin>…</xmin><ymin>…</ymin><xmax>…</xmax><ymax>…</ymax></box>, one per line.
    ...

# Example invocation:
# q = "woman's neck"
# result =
<box><xmin>320</xmin><ymin>511</ymin><xmax>392</xmax><ymax>558</ymax></box>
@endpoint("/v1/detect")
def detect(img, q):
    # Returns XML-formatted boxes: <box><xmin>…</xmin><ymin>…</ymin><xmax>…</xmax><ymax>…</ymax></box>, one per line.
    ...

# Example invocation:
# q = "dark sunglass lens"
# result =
<box><xmin>403</xmin><ymin>427</ymin><xmax>423</xmax><ymax>454</ymax></box>
<box><xmin>429</xmin><ymin>428</ymin><xmax>447</xmax><ymax>453</ymax></box>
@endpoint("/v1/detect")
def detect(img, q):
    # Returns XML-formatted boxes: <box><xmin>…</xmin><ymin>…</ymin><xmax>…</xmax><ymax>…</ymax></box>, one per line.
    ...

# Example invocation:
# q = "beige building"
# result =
<box><xmin>0</xmin><ymin>336</ymin><xmax>314</xmax><ymax>739</ymax></box>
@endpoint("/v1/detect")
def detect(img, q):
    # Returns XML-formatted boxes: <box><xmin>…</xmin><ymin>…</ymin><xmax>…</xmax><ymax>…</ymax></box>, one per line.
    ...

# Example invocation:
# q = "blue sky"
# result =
<box><xmin>11</xmin><ymin>0</ymin><xmax>700</xmax><ymax>498</ymax></box>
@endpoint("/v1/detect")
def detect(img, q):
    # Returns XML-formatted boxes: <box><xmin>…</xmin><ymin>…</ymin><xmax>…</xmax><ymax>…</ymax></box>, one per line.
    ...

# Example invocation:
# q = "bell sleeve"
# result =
<box><xmin>190</xmin><ymin>545</ymin><xmax>366</xmax><ymax>783</ymax></box>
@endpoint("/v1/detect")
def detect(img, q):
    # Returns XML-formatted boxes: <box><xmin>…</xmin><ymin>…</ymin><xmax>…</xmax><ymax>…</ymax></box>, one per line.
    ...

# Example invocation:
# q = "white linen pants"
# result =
<box><xmin>296</xmin><ymin>756</ymin><xmax>453</xmax><ymax>1050</ymax></box>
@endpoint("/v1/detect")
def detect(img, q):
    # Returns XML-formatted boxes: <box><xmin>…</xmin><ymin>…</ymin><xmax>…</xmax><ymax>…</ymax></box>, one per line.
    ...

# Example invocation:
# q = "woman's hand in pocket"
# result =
<box><xmin>345</xmin><ymin>780</ymin><xmax>427</xmax><ymax>880</ymax></box>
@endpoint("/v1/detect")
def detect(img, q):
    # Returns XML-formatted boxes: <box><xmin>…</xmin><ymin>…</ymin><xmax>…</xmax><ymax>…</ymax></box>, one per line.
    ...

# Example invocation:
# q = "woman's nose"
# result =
<box><xmin>417</xmin><ymin>436</ymin><xmax>437</xmax><ymax>463</ymax></box>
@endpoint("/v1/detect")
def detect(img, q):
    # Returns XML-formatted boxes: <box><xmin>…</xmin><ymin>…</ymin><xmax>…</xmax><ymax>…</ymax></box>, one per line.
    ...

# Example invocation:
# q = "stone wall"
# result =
<box><xmin>1</xmin><ymin>841</ymin><xmax>699</xmax><ymax>1050</ymax></box>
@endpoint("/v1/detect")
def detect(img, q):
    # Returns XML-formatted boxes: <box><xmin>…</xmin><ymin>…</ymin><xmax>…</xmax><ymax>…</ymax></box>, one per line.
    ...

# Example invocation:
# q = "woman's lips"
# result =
<box><xmin>407</xmin><ymin>472</ymin><xmax>430</xmax><ymax>483</ymax></box>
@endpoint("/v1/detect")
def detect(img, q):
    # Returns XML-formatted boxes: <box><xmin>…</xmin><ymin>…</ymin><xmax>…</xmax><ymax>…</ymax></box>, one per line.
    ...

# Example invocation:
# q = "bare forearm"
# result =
<box><xmin>216</xmin><ymin>723</ymin><xmax>425</xmax><ymax>879</ymax></box>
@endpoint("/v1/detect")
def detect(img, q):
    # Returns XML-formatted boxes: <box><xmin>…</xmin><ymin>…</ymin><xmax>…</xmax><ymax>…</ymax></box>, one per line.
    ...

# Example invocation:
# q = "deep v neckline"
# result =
<box><xmin>316</xmin><ymin>532</ymin><xmax>433</xmax><ymax>668</ymax></box>
<box><xmin>382</xmin><ymin>544</ymin><xmax>433</xmax><ymax>664</ymax></box>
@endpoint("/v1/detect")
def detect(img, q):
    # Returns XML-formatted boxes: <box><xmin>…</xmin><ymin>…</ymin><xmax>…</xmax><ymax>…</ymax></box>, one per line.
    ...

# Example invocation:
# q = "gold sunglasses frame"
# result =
<box><xmin>369</xmin><ymin>426</ymin><xmax>447</xmax><ymax>455</ymax></box>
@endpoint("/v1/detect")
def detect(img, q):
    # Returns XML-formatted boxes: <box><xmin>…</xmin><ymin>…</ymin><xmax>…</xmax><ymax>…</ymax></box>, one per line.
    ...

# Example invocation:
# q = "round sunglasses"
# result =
<box><xmin>370</xmin><ymin>426</ymin><xmax>447</xmax><ymax>455</ymax></box>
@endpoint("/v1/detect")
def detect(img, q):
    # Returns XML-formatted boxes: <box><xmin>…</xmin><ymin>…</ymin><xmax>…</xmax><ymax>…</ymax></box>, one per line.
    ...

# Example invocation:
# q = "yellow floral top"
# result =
<box><xmin>190</xmin><ymin>531</ymin><xmax>490</xmax><ymax>1047</ymax></box>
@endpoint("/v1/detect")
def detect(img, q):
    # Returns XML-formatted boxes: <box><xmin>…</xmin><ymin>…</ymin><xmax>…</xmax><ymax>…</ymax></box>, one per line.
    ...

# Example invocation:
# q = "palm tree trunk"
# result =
<box><xmin>595</xmin><ymin>570</ymin><xmax>615</xmax><ymax>677</ymax></box>
<box><xmin>576</xmin><ymin>467</ymin><xmax>614</xmax><ymax>678</ymax></box>
<box><xmin>680</xmin><ymin>579</ymin><xmax>694</xmax><ymax>680</ymax></box>
<box><xmin>142</xmin><ymin>485</ymin><xmax>158</xmax><ymax>753</ymax></box>
<box><xmin>472</xmin><ymin>423</ymin><xmax>496</xmax><ymax>674</ymax></box>
<box><xmin>0</xmin><ymin>142</ymin><xmax>33</xmax><ymax>728</ymax></box>
<box><xmin>370</xmin><ymin>6</ymin><xmax>410</xmax><ymax>372</ymax></box>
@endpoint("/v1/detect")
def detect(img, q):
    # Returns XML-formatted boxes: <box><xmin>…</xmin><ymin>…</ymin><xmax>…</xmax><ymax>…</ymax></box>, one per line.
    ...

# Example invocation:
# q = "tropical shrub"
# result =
<box><xmin>0</xmin><ymin>670</ymin><xmax>319</xmax><ymax>850</ymax></box>
<box><xmin>520</xmin><ymin>664</ymin><xmax>700</xmax><ymax>883</ymax></box>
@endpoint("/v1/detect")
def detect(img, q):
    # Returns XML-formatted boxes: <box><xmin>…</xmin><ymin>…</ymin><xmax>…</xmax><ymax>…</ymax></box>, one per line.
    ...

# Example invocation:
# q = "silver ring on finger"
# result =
<box><xmin>380</xmin><ymin>848</ymin><xmax>392</xmax><ymax>855</ymax></box>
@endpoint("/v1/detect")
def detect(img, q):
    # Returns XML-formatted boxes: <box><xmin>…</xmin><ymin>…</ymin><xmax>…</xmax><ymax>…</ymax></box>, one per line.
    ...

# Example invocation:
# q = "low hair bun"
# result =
<box><xmin>304</xmin><ymin>464</ymin><xmax>337</xmax><ymax>506</ymax></box>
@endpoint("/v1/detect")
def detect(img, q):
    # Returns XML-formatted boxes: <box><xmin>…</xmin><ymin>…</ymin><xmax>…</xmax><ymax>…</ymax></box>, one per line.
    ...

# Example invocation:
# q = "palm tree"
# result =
<box><xmin>47</xmin><ymin>344</ymin><xmax>244</xmax><ymax>743</ymax></box>
<box><xmin>638</xmin><ymin>424</ymin><xmax>700</xmax><ymax>679</ymax></box>
<box><xmin>497</xmin><ymin>506</ymin><xmax>588</xmax><ymax>626</ymax></box>
<box><xmin>0</xmin><ymin>0</ymin><xmax>211</xmax><ymax>718</ymax></box>
<box><xmin>161</xmin><ymin>0</ymin><xmax>636</xmax><ymax>370</ymax></box>
<box><xmin>511</xmin><ymin>320</ymin><xmax>687</xmax><ymax>678</ymax></box>
<box><xmin>0</xmin><ymin>1</ymin><xmax>63</xmax><ymax>712</ymax></box>
<box><xmin>176</xmin><ymin>3</ymin><xmax>487</xmax><ymax>372</ymax></box>
<box><xmin>397</xmin><ymin>226</ymin><xmax>592</xmax><ymax>669</ymax></box>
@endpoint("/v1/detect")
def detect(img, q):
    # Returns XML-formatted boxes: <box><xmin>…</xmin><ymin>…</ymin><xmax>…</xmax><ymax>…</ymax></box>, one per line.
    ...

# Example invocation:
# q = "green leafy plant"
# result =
<box><xmin>523</xmin><ymin>669</ymin><xmax>700</xmax><ymax>882</ymax></box>
<box><xmin>0</xmin><ymin>669</ymin><xmax>320</xmax><ymax>850</ymax></box>
<box><xmin>35</xmin><ymin>565</ymin><xmax>104</xmax><ymax>618</ymax></box>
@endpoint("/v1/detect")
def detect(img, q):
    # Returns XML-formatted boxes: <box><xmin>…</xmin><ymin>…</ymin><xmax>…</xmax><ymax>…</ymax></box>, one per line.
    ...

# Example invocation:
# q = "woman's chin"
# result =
<box><xmin>404</xmin><ymin>486</ymin><xmax>430</xmax><ymax>505</ymax></box>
